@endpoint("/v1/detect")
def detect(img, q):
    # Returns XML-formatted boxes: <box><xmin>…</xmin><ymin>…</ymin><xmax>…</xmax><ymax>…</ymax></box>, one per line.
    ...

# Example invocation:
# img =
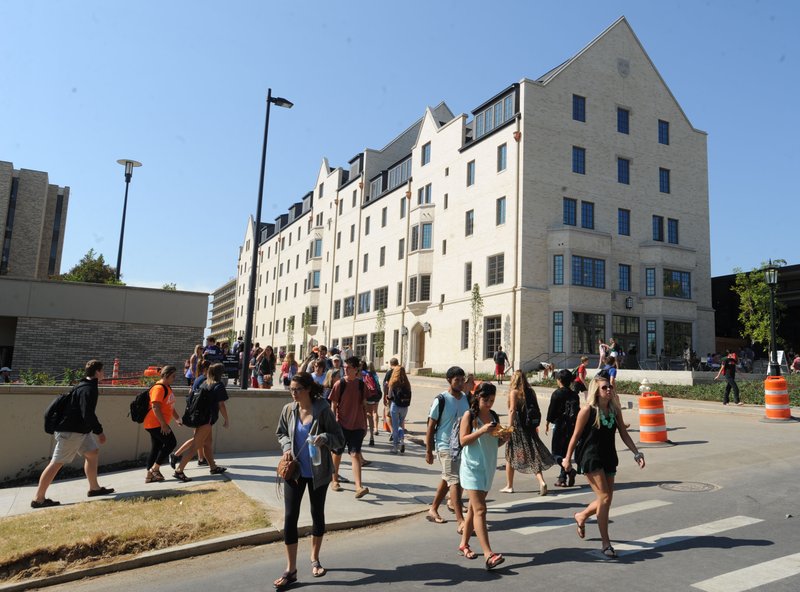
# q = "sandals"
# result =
<box><xmin>209</xmin><ymin>466</ymin><xmax>228</xmax><ymax>475</ymax></box>
<box><xmin>485</xmin><ymin>552</ymin><xmax>505</xmax><ymax>570</ymax></box>
<box><xmin>499</xmin><ymin>486</ymin><xmax>514</xmax><ymax>493</ymax></box>
<box><xmin>458</xmin><ymin>544</ymin><xmax>478</xmax><ymax>559</ymax></box>
<box><xmin>311</xmin><ymin>560</ymin><xmax>326</xmax><ymax>577</ymax></box>
<box><xmin>602</xmin><ymin>545</ymin><xmax>618</xmax><ymax>559</ymax></box>
<box><xmin>426</xmin><ymin>513</ymin><xmax>446</xmax><ymax>524</ymax></box>
<box><xmin>173</xmin><ymin>470</ymin><xmax>192</xmax><ymax>482</ymax></box>
<box><xmin>273</xmin><ymin>569</ymin><xmax>297</xmax><ymax>590</ymax></box>
<box><xmin>568</xmin><ymin>469</ymin><xmax>577</xmax><ymax>487</ymax></box>
<box><xmin>539</xmin><ymin>483</ymin><xmax>548</xmax><ymax>496</ymax></box>
<box><xmin>574</xmin><ymin>513</ymin><xmax>586</xmax><ymax>539</ymax></box>
<box><xmin>145</xmin><ymin>470</ymin><xmax>165</xmax><ymax>483</ymax></box>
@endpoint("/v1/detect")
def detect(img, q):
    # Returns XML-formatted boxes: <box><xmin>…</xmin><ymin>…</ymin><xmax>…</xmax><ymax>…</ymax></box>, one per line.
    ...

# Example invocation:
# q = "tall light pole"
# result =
<box><xmin>241</xmin><ymin>89</ymin><xmax>293</xmax><ymax>389</ymax></box>
<box><xmin>764</xmin><ymin>260</ymin><xmax>780</xmax><ymax>376</ymax></box>
<box><xmin>115</xmin><ymin>159</ymin><xmax>142</xmax><ymax>281</ymax></box>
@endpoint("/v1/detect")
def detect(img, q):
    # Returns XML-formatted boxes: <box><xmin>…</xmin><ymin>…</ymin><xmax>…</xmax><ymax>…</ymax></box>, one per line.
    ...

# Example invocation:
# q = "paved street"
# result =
<box><xmin>31</xmin><ymin>377</ymin><xmax>800</xmax><ymax>591</ymax></box>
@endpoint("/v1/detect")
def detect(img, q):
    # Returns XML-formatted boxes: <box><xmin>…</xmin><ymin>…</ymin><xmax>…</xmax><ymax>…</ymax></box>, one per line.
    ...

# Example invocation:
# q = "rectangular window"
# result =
<box><xmin>572</xmin><ymin>146</ymin><xmax>586</xmax><ymax>174</ymax></box>
<box><xmin>333</xmin><ymin>300</ymin><xmax>341</xmax><ymax>319</ymax></box>
<box><xmin>461</xmin><ymin>320</ymin><xmax>469</xmax><ymax>350</ymax></box>
<box><xmin>645</xmin><ymin>268</ymin><xmax>656</xmax><ymax>296</ymax></box>
<box><xmin>421</xmin><ymin>223</ymin><xmax>432</xmax><ymax>249</ymax></box>
<box><xmin>311</xmin><ymin>270</ymin><xmax>320</xmax><ymax>289</ymax></box>
<box><xmin>618</xmin><ymin>208</ymin><xmax>630</xmax><ymax>235</ymax></box>
<box><xmin>646</xmin><ymin>320</ymin><xmax>657</xmax><ymax>357</ymax></box>
<box><xmin>572</xmin><ymin>312</ymin><xmax>605</xmax><ymax>354</ymax></box>
<box><xmin>355</xmin><ymin>334</ymin><xmax>368</xmax><ymax>358</ymax></box>
<box><xmin>411</xmin><ymin>225</ymin><xmax>419</xmax><ymax>251</ymax></box>
<box><xmin>400</xmin><ymin>197</ymin><xmax>406</xmax><ymax>218</ymax></box>
<box><xmin>342</xmin><ymin>336</ymin><xmax>353</xmax><ymax>352</ymax></box>
<box><xmin>363</xmin><ymin>253</ymin><xmax>368</xmax><ymax>273</ymax></box>
<box><xmin>465</xmin><ymin>210</ymin><xmax>474</xmax><ymax>236</ymax></box>
<box><xmin>659</xmin><ymin>167</ymin><xmax>671</xmax><ymax>193</ymax></box>
<box><xmin>484</xmin><ymin>316</ymin><xmax>502</xmax><ymax>359</ymax></box>
<box><xmin>553</xmin><ymin>311</ymin><xmax>564</xmax><ymax>353</ymax></box>
<box><xmin>487</xmin><ymin>254</ymin><xmax>505</xmax><ymax>286</ymax></box>
<box><xmin>336</xmin><ymin>232</ymin><xmax>341</xmax><ymax>249</ymax></box>
<box><xmin>374</xmin><ymin>286</ymin><xmax>388</xmax><ymax>310</ymax></box>
<box><xmin>348</xmin><ymin>259</ymin><xmax>353</xmax><ymax>278</ymax></box>
<box><xmin>443</xmin><ymin>193</ymin><xmax>448</xmax><ymax>209</ymax></box>
<box><xmin>497</xmin><ymin>143</ymin><xmax>507</xmax><ymax>172</ymax></box>
<box><xmin>350</xmin><ymin>224</ymin><xmax>355</xmax><ymax>243</ymax></box>
<box><xmin>358</xmin><ymin>291</ymin><xmax>371</xmax><ymax>314</ymax></box>
<box><xmin>663</xmin><ymin>269</ymin><xmax>691</xmax><ymax>299</ymax></box>
<box><xmin>496</xmin><ymin>196</ymin><xmax>506</xmax><ymax>225</ymax></box>
<box><xmin>572</xmin><ymin>94</ymin><xmax>586</xmax><ymax>122</ymax></box>
<box><xmin>397</xmin><ymin>281</ymin><xmax>403</xmax><ymax>306</ymax></box>
<box><xmin>652</xmin><ymin>215</ymin><xmax>664</xmax><ymax>241</ymax></box>
<box><xmin>563</xmin><ymin>197</ymin><xmax>577</xmax><ymax>226</ymax></box>
<box><xmin>369</xmin><ymin>177</ymin><xmax>382</xmax><ymax>199</ymax></box>
<box><xmin>420</xmin><ymin>274</ymin><xmax>431</xmax><ymax>301</ymax></box>
<box><xmin>387</xmin><ymin>158</ymin><xmax>412</xmax><ymax>191</ymax></box>
<box><xmin>381</xmin><ymin>207</ymin><xmax>387</xmax><ymax>227</ymax></box>
<box><xmin>398</xmin><ymin>238</ymin><xmax>405</xmax><ymax>260</ymax></box>
<box><xmin>658</xmin><ymin>119</ymin><xmax>670</xmax><ymax>145</ymax></box>
<box><xmin>668</xmin><ymin>218</ymin><xmax>679</xmax><ymax>244</ymax></box>
<box><xmin>617</xmin><ymin>107</ymin><xmax>630</xmax><ymax>134</ymax></box>
<box><xmin>365</xmin><ymin>216</ymin><xmax>370</xmax><ymax>235</ymax></box>
<box><xmin>421</xmin><ymin>142</ymin><xmax>431</xmax><ymax>166</ymax></box>
<box><xmin>417</xmin><ymin>183</ymin><xmax>432</xmax><ymax>205</ymax></box>
<box><xmin>581</xmin><ymin>201</ymin><xmax>594</xmax><ymax>229</ymax></box>
<box><xmin>408</xmin><ymin>276</ymin><xmax>418</xmax><ymax>303</ymax></box>
<box><xmin>343</xmin><ymin>296</ymin><xmax>355</xmax><ymax>317</ymax></box>
<box><xmin>379</xmin><ymin>246</ymin><xmax>385</xmax><ymax>267</ymax></box>
<box><xmin>466</xmin><ymin>160</ymin><xmax>475</xmax><ymax>187</ymax></box>
<box><xmin>464</xmin><ymin>262</ymin><xmax>472</xmax><ymax>292</ymax></box>
<box><xmin>338</xmin><ymin>198</ymin><xmax>343</xmax><ymax>215</ymax></box>
<box><xmin>474</xmin><ymin>93</ymin><xmax>515</xmax><ymax>140</ymax></box>
<box><xmin>334</xmin><ymin>265</ymin><xmax>339</xmax><ymax>283</ymax></box>
<box><xmin>618</xmin><ymin>157</ymin><xmax>630</xmax><ymax>184</ymax></box>
<box><xmin>442</xmin><ymin>239</ymin><xmax>447</xmax><ymax>255</ymax></box>
<box><xmin>571</xmin><ymin>255</ymin><xmax>605</xmax><ymax>288</ymax></box>
<box><xmin>309</xmin><ymin>306</ymin><xmax>318</xmax><ymax>325</ymax></box>
<box><xmin>553</xmin><ymin>255</ymin><xmax>564</xmax><ymax>285</ymax></box>
<box><xmin>312</xmin><ymin>238</ymin><xmax>322</xmax><ymax>258</ymax></box>
<box><xmin>664</xmin><ymin>320</ymin><xmax>692</xmax><ymax>357</ymax></box>
<box><xmin>619</xmin><ymin>264</ymin><xmax>631</xmax><ymax>292</ymax></box>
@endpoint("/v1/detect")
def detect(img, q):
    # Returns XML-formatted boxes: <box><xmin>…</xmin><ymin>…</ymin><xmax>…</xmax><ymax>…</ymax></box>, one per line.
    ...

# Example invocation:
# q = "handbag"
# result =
<box><xmin>277</xmin><ymin>418</ymin><xmax>317</xmax><ymax>483</ymax></box>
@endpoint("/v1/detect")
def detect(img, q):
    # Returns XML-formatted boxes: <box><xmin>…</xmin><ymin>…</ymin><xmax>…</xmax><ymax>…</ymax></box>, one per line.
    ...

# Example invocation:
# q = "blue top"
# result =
<box><xmin>459</xmin><ymin>416</ymin><xmax>500</xmax><ymax>492</ymax></box>
<box><xmin>312</xmin><ymin>372</ymin><xmax>326</xmax><ymax>386</ymax></box>
<box><xmin>293</xmin><ymin>417</ymin><xmax>313</xmax><ymax>479</ymax></box>
<box><xmin>428</xmin><ymin>391</ymin><xmax>470</xmax><ymax>452</ymax></box>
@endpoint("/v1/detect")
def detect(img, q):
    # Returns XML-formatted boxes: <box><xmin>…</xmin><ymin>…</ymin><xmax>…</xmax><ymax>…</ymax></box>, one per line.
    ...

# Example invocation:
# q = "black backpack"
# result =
<box><xmin>44</xmin><ymin>391</ymin><xmax>72</xmax><ymax>434</ymax></box>
<box><xmin>182</xmin><ymin>383</ymin><xmax>213</xmax><ymax>427</ymax></box>
<box><xmin>391</xmin><ymin>385</ymin><xmax>412</xmax><ymax>408</ymax></box>
<box><xmin>130</xmin><ymin>386</ymin><xmax>155</xmax><ymax>423</ymax></box>
<box><xmin>523</xmin><ymin>386</ymin><xmax>541</xmax><ymax>428</ymax></box>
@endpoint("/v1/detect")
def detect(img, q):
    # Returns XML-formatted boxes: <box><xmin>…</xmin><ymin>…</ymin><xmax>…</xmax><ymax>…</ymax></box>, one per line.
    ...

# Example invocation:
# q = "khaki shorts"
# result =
<box><xmin>52</xmin><ymin>432</ymin><xmax>98</xmax><ymax>463</ymax></box>
<box><xmin>437</xmin><ymin>450</ymin><xmax>460</xmax><ymax>486</ymax></box>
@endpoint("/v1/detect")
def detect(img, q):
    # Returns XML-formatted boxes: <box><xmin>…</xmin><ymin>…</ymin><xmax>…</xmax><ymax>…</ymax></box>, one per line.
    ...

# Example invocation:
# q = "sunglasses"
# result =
<box><xmin>600</xmin><ymin>385</ymin><xmax>614</xmax><ymax>391</ymax></box>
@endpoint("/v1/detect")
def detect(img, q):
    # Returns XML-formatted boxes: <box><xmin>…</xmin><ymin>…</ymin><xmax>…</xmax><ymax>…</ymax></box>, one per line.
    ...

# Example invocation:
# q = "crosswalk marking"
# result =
<box><xmin>511</xmin><ymin>499</ymin><xmax>672</xmax><ymax>536</ymax></box>
<box><xmin>586</xmin><ymin>515</ymin><xmax>764</xmax><ymax>558</ymax></box>
<box><xmin>488</xmin><ymin>490</ymin><xmax>591</xmax><ymax>512</ymax></box>
<box><xmin>691</xmin><ymin>552</ymin><xmax>800</xmax><ymax>592</ymax></box>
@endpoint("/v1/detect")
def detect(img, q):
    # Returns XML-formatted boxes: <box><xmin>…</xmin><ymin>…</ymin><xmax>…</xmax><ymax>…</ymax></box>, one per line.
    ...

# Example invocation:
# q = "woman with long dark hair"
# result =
<box><xmin>274</xmin><ymin>372</ymin><xmax>344</xmax><ymax>590</ymax></box>
<box><xmin>143</xmin><ymin>366</ymin><xmax>180</xmax><ymax>483</ymax></box>
<box><xmin>562</xmin><ymin>376</ymin><xmax>645</xmax><ymax>559</ymax></box>
<box><xmin>387</xmin><ymin>365</ymin><xmax>412</xmax><ymax>454</ymax></box>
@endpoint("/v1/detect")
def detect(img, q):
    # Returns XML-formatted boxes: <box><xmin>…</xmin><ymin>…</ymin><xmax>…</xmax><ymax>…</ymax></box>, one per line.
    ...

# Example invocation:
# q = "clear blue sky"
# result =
<box><xmin>1</xmin><ymin>1</ymin><xmax>797</xmax><ymax>293</ymax></box>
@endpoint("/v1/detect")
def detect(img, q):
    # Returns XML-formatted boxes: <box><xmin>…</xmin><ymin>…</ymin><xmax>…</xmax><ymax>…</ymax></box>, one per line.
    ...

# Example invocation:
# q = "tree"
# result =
<box><xmin>302</xmin><ymin>307</ymin><xmax>311</xmax><ymax>358</ymax></box>
<box><xmin>374</xmin><ymin>308</ymin><xmax>386</xmax><ymax>363</ymax></box>
<box><xmin>162</xmin><ymin>283</ymin><xmax>177</xmax><ymax>291</ymax></box>
<box><xmin>731</xmin><ymin>261</ymin><xmax>786</xmax><ymax>349</ymax></box>
<box><xmin>287</xmin><ymin>316</ymin><xmax>295</xmax><ymax>353</ymax></box>
<box><xmin>470</xmin><ymin>283</ymin><xmax>484</xmax><ymax>375</ymax></box>
<box><xmin>59</xmin><ymin>249</ymin><xmax>124</xmax><ymax>285</ymax></box>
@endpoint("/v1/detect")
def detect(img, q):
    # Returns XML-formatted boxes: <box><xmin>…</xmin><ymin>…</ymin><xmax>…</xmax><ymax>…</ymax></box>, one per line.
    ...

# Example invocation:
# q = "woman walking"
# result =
<box><xmin>545</xmin><ymin>369</ymin><xmax>580</xmax><ymax>487</ymax></box>
<box><xmin>274</xmin><ymin>372</ymin><xmax>344</xmax><ymax>590</ymax></box>
<box><xmin>562</xmin><ymin>376</ymin><xmax>645</xmax><ymax>559</ymax></box>
<box><xmin>185</xmin><ymin>344</ymin><xmax>203</xmax><ymax>386</ymax></box>
<box><xmin>500</xmin><ymin>371</ymin><xmax>555</xmax><ymax>495</ymax></box>
<box><xmin>362</xmin><ymin>360</ymin><xmax>382</xmax><ymax>446</ymax></box>
<box><xmin>281</xmin><ymin>352</ymin><xmax>298</xmax><ymax>387</ymax></box>
<box><xmin>458</xmin><ymin>382</ymin><xmax>509</xmax><ymax>570</ymax></box>
<box><xmin>143</xmin><ymin>366</ymin><xmax>181</xmax><ymax>483</ymax></box>
<box><xmin>387</xmin><ymin>366</ymin><xmax>412</xmax><ymax>454</ymax></box>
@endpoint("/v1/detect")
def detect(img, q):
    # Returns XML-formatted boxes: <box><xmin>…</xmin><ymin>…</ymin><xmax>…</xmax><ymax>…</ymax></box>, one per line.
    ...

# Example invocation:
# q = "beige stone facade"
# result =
<box><xmin>233</xmin><ymin>18</ymin><xmax>713</xmax><ymax>373</ymax></box>
<box><xmin>210</xmin><ymin>278</ymin><xmax>236</xmax><ymax>343</ymax></box>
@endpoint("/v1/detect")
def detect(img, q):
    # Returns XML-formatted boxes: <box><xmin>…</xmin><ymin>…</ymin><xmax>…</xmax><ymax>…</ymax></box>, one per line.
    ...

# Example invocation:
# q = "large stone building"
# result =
<box><xmin>0</xmin><ymin>161</ymin><xmax>69</xmax><ymax>280</ymax></box>
<box><xmin>233</xmin><ymin>17</ymin><xmax>714</xmax><ymax>373</ymax></box>
<box><xmin>209</xmin><ymin>278</ymin><xmax>236</xmax><ymax>343</ymax></box>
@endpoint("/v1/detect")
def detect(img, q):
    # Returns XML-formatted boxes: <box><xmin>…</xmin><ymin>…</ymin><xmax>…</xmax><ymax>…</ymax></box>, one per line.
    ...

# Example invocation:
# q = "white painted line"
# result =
<box><xmin>691</xmin><ymin>551</ymin><xmax>800</xmax><ymax>592</ymax></box>
<box><xmin>511</xmin><ymin>499</ymin><xmax>671</xmax><ymax>536</ymax></box>
<box><xmin>488</xmin><ymin>489</ymin><xmax>592</xmax><ymax>512</ymax></box>
<box><xmin>587</xmin><ymin>515</ymin><xmax>763</xmax><ymax>559</ymax></box>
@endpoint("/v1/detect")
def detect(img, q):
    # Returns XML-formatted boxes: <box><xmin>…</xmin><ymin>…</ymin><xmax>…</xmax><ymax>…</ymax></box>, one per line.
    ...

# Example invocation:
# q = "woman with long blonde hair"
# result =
<box><xmin>562</xmin><ymin>376</ymin><xmax>645</xmax><ymax>559</ymax></box>
<box><xmin>500</xmin><ymin>371</ymin><xmax>554</xmax><ymax>495</ymax></box>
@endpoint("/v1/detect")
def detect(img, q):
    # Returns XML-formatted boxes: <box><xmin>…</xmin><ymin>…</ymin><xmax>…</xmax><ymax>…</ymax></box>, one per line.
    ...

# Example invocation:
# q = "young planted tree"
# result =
<box><xmin>731</xmin><ymin>261</ymin><xmax>786</xmax><ymax>349</ymax></box>
<box><xmin>470</xmin><ymin>283</ymin><xmax>484</xmax><ymax>375</ymax></box>
<box><xmin>375</xmin><ymin>308</ymin><xmax>386</xmax><ymax>363</ymax></box>
<box><xmin>287</xmin><ymin>316</ymin><xmax>295</xmax><ymax>353</ymax></box>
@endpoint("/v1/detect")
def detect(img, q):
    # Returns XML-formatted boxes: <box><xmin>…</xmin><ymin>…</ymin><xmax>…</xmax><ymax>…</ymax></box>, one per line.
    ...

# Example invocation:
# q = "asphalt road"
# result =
<box><xmin>40</xmin><ymin>384</ymin><xmax>800</xmax><ymax>592</ymax></box>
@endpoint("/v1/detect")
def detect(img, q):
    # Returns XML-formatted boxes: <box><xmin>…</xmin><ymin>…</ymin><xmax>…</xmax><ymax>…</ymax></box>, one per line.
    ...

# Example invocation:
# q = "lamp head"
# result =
<box><xmin>270</xmin><ymin>96</ymin><xmax>294</xmax><ymax>109</ymax></box>
<box><xmin>116</xmin><ymin>159</ymin><xmax>142</xmax><ymax>178</ymax></box>
<box><xmin>764</xmin><ymin>260</ymin><xmax>779</xmax><ymax>287</ymax></box>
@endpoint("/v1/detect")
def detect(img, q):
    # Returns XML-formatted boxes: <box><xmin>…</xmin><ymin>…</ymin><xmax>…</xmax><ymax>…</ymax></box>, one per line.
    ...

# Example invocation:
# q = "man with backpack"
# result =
<box><xmin>31</xmin><ymin>360</ymin><xmax>114</xmax><ymax>508</ymax></box>
<box><xmin>424</xmin><ymin>366</ymin><xmax>470</xmax><ymax>529</ymax></box>
<box><xmin>493</xmin><ymin>346</ymin><xmax>509</xmax><ymax>384</ymax></box>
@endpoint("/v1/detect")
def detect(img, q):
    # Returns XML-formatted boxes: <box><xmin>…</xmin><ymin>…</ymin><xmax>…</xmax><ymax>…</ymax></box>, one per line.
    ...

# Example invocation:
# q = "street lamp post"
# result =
<box><xmin>241</xmin><ymin>89</ymin><xmax>293</xmax><ymax>390</ymax></box>
<box><xmin>115</xmin><ymin>159</ymin><xmax>142</xmax><ymax>281</ymax></box>
<box><xmin>764</xmin><ymin>260</ymin><xmax>780</xmax><ymax>377</ymax></box>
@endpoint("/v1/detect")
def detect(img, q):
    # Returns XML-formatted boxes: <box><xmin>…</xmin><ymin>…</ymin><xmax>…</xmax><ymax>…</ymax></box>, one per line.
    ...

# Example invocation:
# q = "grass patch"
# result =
<box><xmin>0</xmin><ymin>481</ymin><xmax>270</xmax><ymax>582</ymax></box>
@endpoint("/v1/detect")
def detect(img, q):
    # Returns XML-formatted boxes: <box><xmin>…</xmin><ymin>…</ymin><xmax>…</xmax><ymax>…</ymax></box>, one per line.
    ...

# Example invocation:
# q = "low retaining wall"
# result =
<box><xmin>0</xmin><ymin>385</ymin><xmax>292</xmax><ymax>483</ymax></box>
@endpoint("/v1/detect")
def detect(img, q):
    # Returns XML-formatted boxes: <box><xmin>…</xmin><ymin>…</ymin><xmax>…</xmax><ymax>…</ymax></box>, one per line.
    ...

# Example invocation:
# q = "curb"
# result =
<box><xmin>0</xmin><ymin>510</ymin><xmax>424</xmax><ymax>592</ymax></box>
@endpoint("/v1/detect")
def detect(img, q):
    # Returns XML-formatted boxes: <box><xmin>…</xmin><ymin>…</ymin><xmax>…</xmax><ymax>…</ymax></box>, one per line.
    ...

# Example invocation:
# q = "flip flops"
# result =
<box><xmin>311</xmin><ymin>560</ymin><xmax>326</xmax><ymax>577</ymax></box>
<box><xmin>426</xmin><ymin>514</ymin><xmax>446</xmax><ymax>524</ymax></box>
<box><xmin>574</xmin><ymin>513</ymin><xmax>586</xmax><ymax>539</ymax></box>
<box><xmin>273</xmin><ymin>569</ymin><xmax>297</xmax><ymax>590</ymax></box>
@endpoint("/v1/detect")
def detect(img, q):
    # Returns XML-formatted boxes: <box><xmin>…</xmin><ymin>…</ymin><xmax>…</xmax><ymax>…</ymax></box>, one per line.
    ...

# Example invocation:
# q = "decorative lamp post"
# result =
<box><xmin>115</xmin><ymin>159</ymin><xmax>142</xmax><ymax>281</ymax></box>
<box><xmin>241</xmin><ymin>89</ymin><xmax>293</xmax><ymax>390</ymax></box>
<box><xmin>764</xmin><ymin>260</ymin><xmax>780</xmax><ymax>377</ymax></box>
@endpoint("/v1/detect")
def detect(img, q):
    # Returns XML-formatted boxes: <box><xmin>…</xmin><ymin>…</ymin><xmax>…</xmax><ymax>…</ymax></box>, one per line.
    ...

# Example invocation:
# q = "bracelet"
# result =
<box><xmin>633</xmin><ymin>452</ymin><xmax>644</xmax><ymax>462</ymax></box>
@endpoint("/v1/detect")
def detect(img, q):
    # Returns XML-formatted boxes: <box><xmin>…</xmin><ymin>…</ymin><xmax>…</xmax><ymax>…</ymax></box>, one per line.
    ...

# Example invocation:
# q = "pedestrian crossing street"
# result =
<box><xmin>487</xmin><ymin>490</ymin><xmax>798</xmax><ymax>591</ymax></box>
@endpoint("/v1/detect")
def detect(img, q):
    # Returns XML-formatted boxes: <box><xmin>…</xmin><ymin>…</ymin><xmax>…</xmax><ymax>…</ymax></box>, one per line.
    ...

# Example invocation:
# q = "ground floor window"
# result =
<box><xmin>572</xmin><ymin>312</ymin><xmax>605</xmax><ymax>354</ymax></box>
<box><xmin>664</xmin><ymin>320</ymin><xmax>691</xmax><ymax>358</ymax></box>
<box><xmin>484</xmin><ymin>315</ymin><xmax>502</xmax><ymax>359</ymax></box>
<box><xmin>355</xmin><ymin>334</ymin><xmax>368</xmax><ymax>358</ymax></box>
<box><xmin>646</xmin><ymin>320</ymin><xmax>657</xmax><ymax>358</ymax></box>
<box><xmin>612</xmin><ymin>315</ymin><xmax>640</xmax><ymax>365</ymax></box>
<box><xmin>553</xmin><ymin>311</ymin><xmax>564</xmax><ymax>353</ymax></box>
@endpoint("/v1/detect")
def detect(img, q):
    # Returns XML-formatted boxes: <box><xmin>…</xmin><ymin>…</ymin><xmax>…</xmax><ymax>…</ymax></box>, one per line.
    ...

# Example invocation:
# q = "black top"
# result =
<box><xmin>56</xmin><ymin>378</ymin><xmax>103</xmax><ymax>435</ymax></box>
<box><xmin>546</xmin><ymin>387</ymin><xmax>580</xmax><ymax>425</ymax></box>
<box><xmin>493</xmin><ymin>351</ymin><xmax>508</xmax><ymax>364</ymax></box>
<box><xmin>722</xmin><ymin>357</ymin><xmax>737</xmax><ymax>379</ymax></box>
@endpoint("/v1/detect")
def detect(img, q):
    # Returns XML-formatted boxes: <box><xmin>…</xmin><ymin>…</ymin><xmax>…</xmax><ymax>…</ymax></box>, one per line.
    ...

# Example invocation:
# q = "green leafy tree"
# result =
<box><xmin>375</xmin><ymin>308</ymin><xmax>386</xmax><ymax>362</ymax></box>
<box><xmin>731</xmin><ymin>261</ymin><xmax>786</xmax><ymax>349</ymax></box>
<box><xmin>162</xmin><ymin>282</ymin><xmax>177</xmax><ymax>291</ymax></box>
<box><xmin>59</xmin><ymin>249</ymin><xmax>124</xmax><ymax>285</ymax></box>
<box><xmin>470</xmin><ymin>283</ymin><xmax>484</xmax><ymax>375</ymax></box>
<box><xmin>287</xmin><ymin>316</ymin><xmax>295</xmax><ymax>353</ymax></box>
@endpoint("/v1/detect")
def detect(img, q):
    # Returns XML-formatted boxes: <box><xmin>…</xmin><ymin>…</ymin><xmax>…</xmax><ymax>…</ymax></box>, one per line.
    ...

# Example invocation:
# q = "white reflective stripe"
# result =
<box><xmin>512</xmin><ymin>499</ymin><xmax>671</xmax><ymax>536</ymax></box>
<box><xmin>692</xmin><ymin>551</ymin><xmax>800</xmax><ymax>592</ymax></box>
<box><xmin>765</xmin><ymin>403</ymin><xmax>790</xmax><ymax>410</ymax></box>
<box><xmin>765</xmin><ymin>389</ymin><xmax>789</xmax><ymax>395</ymax></box>
<box><xmin>639</xmin><ymin>425</ymin><xmax>666</xmax><ymax>432</ymax></box>
<box><xmin>638</xmin><ymin>408</ymin><xmax>664</xmax><ymax>415</ymax></box>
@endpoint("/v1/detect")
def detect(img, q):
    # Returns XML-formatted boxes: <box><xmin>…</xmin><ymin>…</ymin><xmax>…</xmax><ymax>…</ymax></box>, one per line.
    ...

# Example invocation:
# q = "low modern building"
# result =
<box><xmin>209</xmin><ymin>278</ymin><xmax>236</xmax><ymax>343</ymax></box>
<box><xmin>0</xmin><ymin>161</ymin><xmax>69</xmax><ymax>280</ymax></box>
<box><xmin>233</xmin><ymin>17</ymin><xmax>714</xmax><ymax>373</ymax></box>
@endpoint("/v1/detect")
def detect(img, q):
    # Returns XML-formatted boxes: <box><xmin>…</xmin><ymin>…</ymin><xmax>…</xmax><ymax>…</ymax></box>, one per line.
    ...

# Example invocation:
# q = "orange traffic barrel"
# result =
<box><xmin>143</xmin><ymin>366</ymin><xmax>161</xmax><ymax>378</ymax></box>
<box><xmin>764</xmin><ymin>376</ymin><xmax>791</xmax><ymax>421</ymax></box>
<box><xmin>638</xmin><ymin>391</ymin><xmax>671</xmax><ymax>445</ymax></box>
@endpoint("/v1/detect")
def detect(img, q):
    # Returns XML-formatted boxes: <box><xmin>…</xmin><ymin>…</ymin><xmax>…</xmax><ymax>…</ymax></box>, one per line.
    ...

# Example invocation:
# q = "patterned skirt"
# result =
<box><xmin>505</xmin><ymin>413</ymin><xmax>555</xmax><ymax>474</ymax></box>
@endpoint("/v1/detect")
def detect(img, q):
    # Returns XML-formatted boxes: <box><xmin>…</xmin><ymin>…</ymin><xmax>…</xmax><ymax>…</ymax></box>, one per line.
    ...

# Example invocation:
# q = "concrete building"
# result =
<box><xmin>0</xmin><ymin>161</ymin><xmax>69</xmax><ymax>280</ymax></box>
<box><xmin>233</xmin><ymin>17</ymin><xmax>713</xmax><ymax>373</ymax></box>
<box><xmin>209</xmin><ymin>278</ymin><xmax>237</xmax><ymax>343</ymax></box>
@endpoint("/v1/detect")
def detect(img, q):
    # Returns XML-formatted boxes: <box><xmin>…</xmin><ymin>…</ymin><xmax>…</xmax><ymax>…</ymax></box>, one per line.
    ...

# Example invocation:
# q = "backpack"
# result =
<box><xmin>523</xmin><ymin>387</ymin><xmax>541</xmax><ymax>428</ymax></box>
<box><xmin>391</xmin><ymin>385</ymin><xmax>412</xmax><ymax>408</ymax></box>
<box><xmin>44</xmin><ymin>391</ymin><xmax>73</xmax><ymax>434</ymax></box>
<box><xmin>363</xmin><ymin>372</ymin><xmax>380</xmax><ymax>402</ymax></box>
<box><xmin>449</xmin><ymin>408</ymin><xmax>499</xmax><ymax>461</ymax></box>
<box><xmin>130</xmin><ymin>385</ymin><xmax>158</xmax><ymax>423</ymax></box>
<box><xmin>182</xmin><ymin>383</ymin><xmax>213</xmax><ymax>427</ymax></box>
<box><xmin>333</xmin><ymin>377</ymin><xmax>365</xmax><ymax>402</ymax></box>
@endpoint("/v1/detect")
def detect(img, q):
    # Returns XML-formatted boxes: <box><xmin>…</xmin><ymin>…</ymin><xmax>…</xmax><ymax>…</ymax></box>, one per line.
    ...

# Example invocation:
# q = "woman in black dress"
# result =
<box><xmin>545</xmin><ymin>369</ymin><xmax>580</xmax><ymax>487</ymax></box>
<box><xmin>562</xmin><ymin>376</ymin><xmax>645</xmax><ymax>559</ymax></box>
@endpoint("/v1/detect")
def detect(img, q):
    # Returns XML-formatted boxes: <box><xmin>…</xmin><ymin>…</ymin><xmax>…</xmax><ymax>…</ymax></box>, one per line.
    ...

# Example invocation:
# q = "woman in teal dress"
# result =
<box><xmin>562</xmin><ymin>376</ymin><xmax>645</xmax><ymax>559</ymax></box>
<box><xmin>457</xmin><ymin>382</ymin><xmax>509</xmax><ymax>570</ymax></box>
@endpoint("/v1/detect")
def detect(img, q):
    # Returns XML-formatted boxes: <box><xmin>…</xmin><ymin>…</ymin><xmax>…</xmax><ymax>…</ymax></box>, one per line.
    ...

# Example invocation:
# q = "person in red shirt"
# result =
<box><xmin>328</xmin><ymin>357</ymin><xmax>369</xmax><ymax>499</ymax></box>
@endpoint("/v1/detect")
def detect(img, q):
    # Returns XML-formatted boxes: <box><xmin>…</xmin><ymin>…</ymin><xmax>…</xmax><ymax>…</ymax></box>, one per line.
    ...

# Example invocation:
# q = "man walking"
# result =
<box><xmin>329</xmin><ymin>356</ymin><xmax>370</xmax><ymax>499</ymax></box>
<box><xmin>425</xmin><ymin>366</ymin><xmax>470</xmax><ymax>531</ymax></box>
<box><xmin>493</xmin><ymin>346</ymin><xmax>509</xmax><ymax>384</ymax></box>
<box><xmin>31</xmin><ymin>360</ymin><xmax>114</xmax><ymax>508</ymax></box>
<box><xmin>715</xmin><ymin>350</ymin><xmax>743</xmax><ymax>406</ymax></box>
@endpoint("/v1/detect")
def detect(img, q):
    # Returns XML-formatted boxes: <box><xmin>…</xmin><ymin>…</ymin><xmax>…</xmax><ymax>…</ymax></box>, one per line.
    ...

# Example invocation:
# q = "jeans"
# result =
<box><xmin>283</xmin><ymin>477</ymin><xmax>328</xmax><ymax>545</ymax></box>
<box><xmin>146</xmin><ymin>427</ymin><xmax>177</xmax><ymax>467</ymax></box>
<box><xmin>390</xmin><ymin>403</ymin><xmax>408</xmax><ymax>450</ymax></box>
<box><xmin>723</xmin><ymin>376</ymin><xmax>740</xmax><ymax>404</ymax></box>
